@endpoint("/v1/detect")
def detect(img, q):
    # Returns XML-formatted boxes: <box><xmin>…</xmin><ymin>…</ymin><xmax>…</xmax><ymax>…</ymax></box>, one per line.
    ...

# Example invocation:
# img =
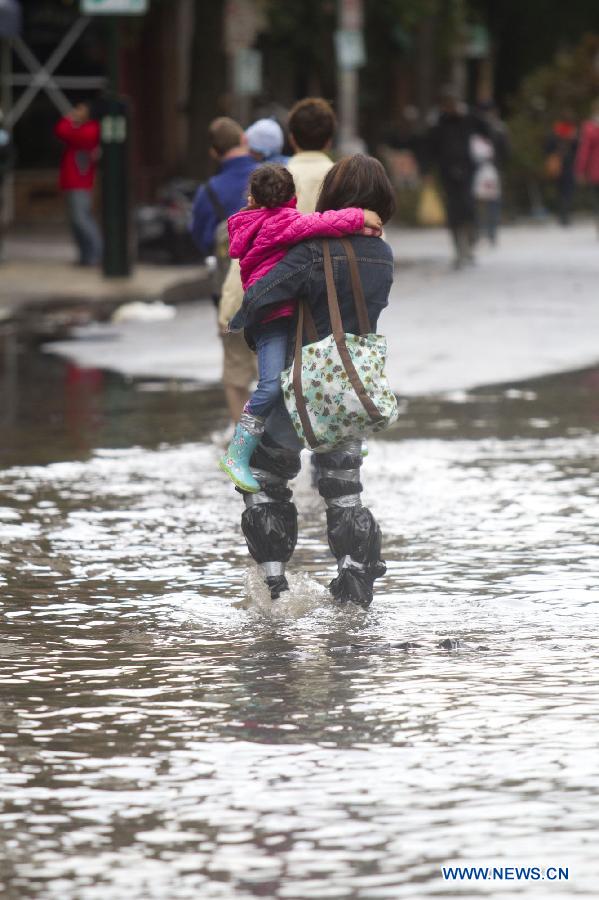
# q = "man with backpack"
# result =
<box><xmin>190</xmin><ymin>118</ymin><xmax>259</xmax><ymax>422</ymax></box>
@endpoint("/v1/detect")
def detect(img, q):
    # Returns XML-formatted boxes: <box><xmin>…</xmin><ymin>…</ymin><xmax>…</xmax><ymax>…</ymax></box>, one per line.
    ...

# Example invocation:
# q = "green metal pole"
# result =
<box><xmin>101</xmin><ymin>16</ymin><xmax>131</xmax><ymax>278</ymax></box>
<box><xmin>108</xmin><ymin>16</ymin><xmax>119</xmax><ymax>92</ymax></box>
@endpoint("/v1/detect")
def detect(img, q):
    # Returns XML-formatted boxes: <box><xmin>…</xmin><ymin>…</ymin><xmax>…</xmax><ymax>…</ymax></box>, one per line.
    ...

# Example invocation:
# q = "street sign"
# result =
<box><xmin>81</xmin><ymin>0</ymin><xmax>148</xmax><ymax>14</ymax></box>
<box><xmin>233</xmin><ymin>48</ymin><xmax>262</xmax><ymax>96</ymax></box>
<box><xmin>464</xmin><ymin>24</ymin><xmax>490</xmax><ymax>59</ymax></box>
<box><xmin>334</xmin><ymin>29</ymin><xmax>365</xmax><ymax>71</ymax></box>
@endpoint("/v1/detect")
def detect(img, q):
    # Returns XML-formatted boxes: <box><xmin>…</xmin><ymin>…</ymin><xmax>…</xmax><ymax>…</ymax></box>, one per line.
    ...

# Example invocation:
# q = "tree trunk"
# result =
<box><xmin>186</xmin><ymin>0</ymin><xmax>227</xmax><ymax>180</ymax></box>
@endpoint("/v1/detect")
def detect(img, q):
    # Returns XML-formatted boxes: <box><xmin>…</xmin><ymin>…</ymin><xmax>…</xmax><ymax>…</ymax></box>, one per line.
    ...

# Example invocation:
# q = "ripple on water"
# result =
<box><xmin>1</xmin><ymin>435</ymin><xmax>599</xmax><ymax>897</ymax></box>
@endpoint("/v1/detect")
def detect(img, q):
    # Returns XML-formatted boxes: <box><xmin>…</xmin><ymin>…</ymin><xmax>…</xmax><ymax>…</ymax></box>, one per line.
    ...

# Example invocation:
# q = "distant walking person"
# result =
<box><xmin>245</xmin><ymin>118</ymin><xmax>289</xmax><ymax>165</ymax></box>
<box><xmin>427</xmin><ymin>87</ymin><xmax>488</xmax><ymax>268</ymax></box>
<box><xmin>544</xmin><ymin>111</ymin><xmax>578</xmax><ymax>227</ymax></box>
<box><xmin>54</xmin><ymin>102</ymin><xmax>102</xmax><ymax>267</ymax></box>
<box><xmin>287</xmin><ymin>97</ymin><xmax>337</xmax><ymax>213</ymax></box>
<box><xmin>473</xmin><ymin>101</ymin><xmax>510</xmax><ymax>245</ymax></box>
<box><xmin>575</xmin><ymin>99</ymin><xmax>599</xmax><ymax>234</ymax></box>
<box><xmin>471</xmin><ymin>133</ymin><xmax>501</xmax><ymax>245</ymax></box>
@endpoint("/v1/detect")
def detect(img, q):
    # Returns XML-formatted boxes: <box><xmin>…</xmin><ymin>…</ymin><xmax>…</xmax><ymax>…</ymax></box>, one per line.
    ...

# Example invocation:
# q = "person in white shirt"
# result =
<box><xmin>286</xmin><ymin>97</ymin><xmax>336</xmax><ymax>212</ymax></box>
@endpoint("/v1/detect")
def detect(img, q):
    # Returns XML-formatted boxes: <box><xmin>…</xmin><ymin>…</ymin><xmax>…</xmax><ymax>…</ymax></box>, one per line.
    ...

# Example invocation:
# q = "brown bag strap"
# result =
<box><xmin>340</xmin><ymin>238</ymin><xmax>371</xmax><ymax>335</ymax></box>
<box><xmin>302</xmin><ymin>300</ymin><xmax>319</xmax><ymax>343</ymax></box>
<box><xmin>322</xmin><ymin>240</ymin><xmax>382</xmax><ymax>423</ymax></box>
<box><xmin>292</xmin><ymin>301</ymin><xmax>319</xmax><ymax>449</ymax></box>
<box><xmin>322</xmin><ymin>241</ymin><xmax>345</xmax><ymax>344</ymax></box>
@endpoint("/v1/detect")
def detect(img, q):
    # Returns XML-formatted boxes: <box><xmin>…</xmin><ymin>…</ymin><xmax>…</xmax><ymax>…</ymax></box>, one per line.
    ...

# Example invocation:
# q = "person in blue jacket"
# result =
<box><xmin>190</xmin><ymin>117</ymin><xmax>258</xmax><ymax>260</ymax></box>
<box><xmin>190</xmin><ymin>117</ymin><xmax>259</xmax><ymax>421</ymax></box>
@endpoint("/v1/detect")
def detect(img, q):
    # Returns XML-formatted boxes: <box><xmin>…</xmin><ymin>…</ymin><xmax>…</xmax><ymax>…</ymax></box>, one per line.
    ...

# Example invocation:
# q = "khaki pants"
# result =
<box><xmin>219</xmin><ymin>258</ymin><xmax>257</xmax><ymax>390</ymax></box>
<box><xmin>221</xmin><ymin>330</ymin><xmax>257</xmax><ymax>389</ymax></box>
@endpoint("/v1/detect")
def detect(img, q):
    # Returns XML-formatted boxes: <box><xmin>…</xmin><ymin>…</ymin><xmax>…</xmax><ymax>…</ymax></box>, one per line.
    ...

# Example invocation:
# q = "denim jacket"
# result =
<box><xmin>229</xmin><ymin>235</ymin><xmax>394</xmax><ymax>342</ymax></box>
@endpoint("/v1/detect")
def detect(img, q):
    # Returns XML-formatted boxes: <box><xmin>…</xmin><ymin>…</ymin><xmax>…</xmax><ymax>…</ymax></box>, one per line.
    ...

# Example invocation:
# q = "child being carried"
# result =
<box><xmin>219</xmin><ymin>163</ymin><xmax>382</xmax><ymax>492</ymax></box>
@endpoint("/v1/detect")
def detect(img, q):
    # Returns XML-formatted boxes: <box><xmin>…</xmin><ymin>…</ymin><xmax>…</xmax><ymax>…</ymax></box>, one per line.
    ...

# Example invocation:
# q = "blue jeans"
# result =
<box><xmin>246</xmin><ymin>319</ymin><xmax>290</xmax><ymax>418</ymax></box>
<box><xmin>476</xmin><ymin>198</ymin><xmax>501</xmax><ymax>243</ymax></box>
<box><xmin>66</xmin><ymin>190</ymin><xmax>102</xmax><ymax>265</ymax></box>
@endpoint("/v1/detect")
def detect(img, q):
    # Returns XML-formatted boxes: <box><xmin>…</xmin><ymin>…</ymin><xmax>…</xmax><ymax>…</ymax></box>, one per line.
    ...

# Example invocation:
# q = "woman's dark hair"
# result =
<box><xmin>316</xmin><ymin>154</ymin><xmax>396</xmax><ymax>223</ymax></box>
<box><xmin>249</xmin><ymin>164</ymin><xmax>295</xmax><ymax>208</ymax></box>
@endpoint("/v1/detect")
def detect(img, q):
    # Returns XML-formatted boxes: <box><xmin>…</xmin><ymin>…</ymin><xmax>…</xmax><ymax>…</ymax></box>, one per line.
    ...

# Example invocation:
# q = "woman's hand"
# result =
<box><xmin>361</xmin><ymin>226</ymin><xmax>382</xmax><ymax>237</ymax></box>
<box><xmin>363</xmin><ymin>208</ymin><xmax>383</xmax><ymax>231</ymax></box>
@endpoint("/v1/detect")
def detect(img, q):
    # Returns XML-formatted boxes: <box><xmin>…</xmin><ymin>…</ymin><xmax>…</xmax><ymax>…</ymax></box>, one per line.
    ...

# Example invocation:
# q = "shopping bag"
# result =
<box><xmin>281</xmin><ymin>239</ymin><xmax>398</xmax><ymax>453</ymax></box>
<box><xmin>417</xmin><ymin>178</ymin><xmax>446</xmax><ymax>226</ymax></box>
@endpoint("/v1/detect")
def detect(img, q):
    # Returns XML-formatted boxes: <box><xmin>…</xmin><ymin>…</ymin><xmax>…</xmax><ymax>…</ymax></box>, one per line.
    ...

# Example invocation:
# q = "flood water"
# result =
<box><xmin>1</xmin><ymin>344</ymin><xmax>599</xmax><ymax>898</ymax></box>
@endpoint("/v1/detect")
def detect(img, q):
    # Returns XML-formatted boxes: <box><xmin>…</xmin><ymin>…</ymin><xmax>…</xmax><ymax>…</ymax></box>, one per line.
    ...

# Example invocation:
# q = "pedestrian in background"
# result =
<box><xmin>427</xmin><ymin>87</ymin><xmax>488</xmax><ymax>269</ymax></box>
<box><xmin>287</xmin><ymin>97</ymin><xmax>336</xmax><ymax>212</ymax></box>
<box><xmin>190</xmin><ymin>117</ymin><xmax>259</xmax><ymax>423</ymax></box>
<box><xmin>544</xmin><ymin>110</ymin><xmax>578</xmax><ymax>227</ymax></box>
<box><xmin>575</xmin><ymin>99</ymin><xmax>599</xmax><ymax>234</ymax></box>
<box><xmin>245</xmin><ymin>118</ymin><xmax>289</xmax><ymax>165</ymax></box>
<box><xmin>54</xmin><ymin>102</ymin><xmax>102</xmax><ymax>267</ymax></box>
<box><xmin>473</xmin><ymin>101</ymin><xmax>509</xmax><ymax>244</ymax></box>
<box><xmin>471</xmin><ymin>133</ymin><xmax>501</xmax><ymax>245</ymax></box>
<box><xmin>190</xmin><ymin>116</ymin><xmax>258</xmax><ymax>290</ymax></box>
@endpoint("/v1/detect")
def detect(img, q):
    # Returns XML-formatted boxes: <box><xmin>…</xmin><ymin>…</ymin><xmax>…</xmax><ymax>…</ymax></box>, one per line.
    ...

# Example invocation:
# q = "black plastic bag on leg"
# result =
<box><xmin>326</xmin><ymin>506</ymin><xmax>386</xmax><ymax>608</ymax></box>
<box><xmin>241</xmin><ymin>502</ymin><xmax>297</xmax><ymax>599</ymax></box>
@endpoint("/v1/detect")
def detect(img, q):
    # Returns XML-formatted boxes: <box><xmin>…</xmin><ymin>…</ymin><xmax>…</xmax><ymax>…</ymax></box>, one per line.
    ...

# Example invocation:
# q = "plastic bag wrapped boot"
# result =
<box><xmin>315</xmin><ymin>440</ymin><xmax>386</xmax><ymax>609</ymax></box>
<box><xmin>240</xmin><ymin>435</ymin><xmax>301</xmax><ymax>600</ymax></box>
<box><xmin>327</xmin><ymin>506</ymin><xmax>386</xmax><ymax>608</ymax></box>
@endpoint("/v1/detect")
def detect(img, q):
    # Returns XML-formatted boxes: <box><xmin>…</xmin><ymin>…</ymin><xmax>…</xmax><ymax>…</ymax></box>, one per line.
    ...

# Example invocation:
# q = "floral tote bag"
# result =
<box><xmin>281</xmin><ymin>239</ymin><xmax>398</xmax><ymax>453</ymax></box>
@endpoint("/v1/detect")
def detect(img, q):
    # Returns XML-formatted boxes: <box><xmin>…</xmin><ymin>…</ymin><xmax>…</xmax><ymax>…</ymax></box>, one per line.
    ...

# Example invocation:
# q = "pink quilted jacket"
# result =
<box><xmin>228</xmin><ymin>198</ymin><xmax>365</xmax><ymax>290</ymax></box>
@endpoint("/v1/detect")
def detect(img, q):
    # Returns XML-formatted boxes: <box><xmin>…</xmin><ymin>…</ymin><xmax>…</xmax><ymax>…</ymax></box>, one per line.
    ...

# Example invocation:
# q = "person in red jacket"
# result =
<box><xmin>575</xmin><ymin>99</ymin><xmax>599</xmax><ymax>234</ymax></box>
<box><xmin>54</xmin><ymin>102</ymin><xmax>102</xmax><ymax>266</ymax></box>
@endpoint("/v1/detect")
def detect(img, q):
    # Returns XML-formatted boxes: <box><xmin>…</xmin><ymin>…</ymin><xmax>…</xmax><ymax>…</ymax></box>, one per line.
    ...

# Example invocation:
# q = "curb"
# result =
<box><xmin>0</xmin><ymin>268</ymin><xmax>213</xmax><ymax>344</ymax></box>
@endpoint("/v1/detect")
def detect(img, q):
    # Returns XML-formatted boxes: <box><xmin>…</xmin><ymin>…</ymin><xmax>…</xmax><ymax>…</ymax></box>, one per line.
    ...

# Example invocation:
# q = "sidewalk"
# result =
<box><xmin>384</xmin><ymin>220</ymin><xmax>599</xmax><ymax>393</ymax></box>
<box><xmin>42</xmin><ymin>220</ymin><xmax>599</xmax><ymax>396</ymax></box>
<box><xmin>0</xmin><ymin>228</ymin><xmax>210</xmax><ymax>337</ymax></box>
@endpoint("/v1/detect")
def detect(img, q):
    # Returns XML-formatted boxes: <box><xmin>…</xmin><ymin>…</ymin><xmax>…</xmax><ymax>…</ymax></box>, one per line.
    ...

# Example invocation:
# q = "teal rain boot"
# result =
<box><xmin>219</xmin><ymin>414</ymin><xmax>263</xmax><ymax>493</ymax></box>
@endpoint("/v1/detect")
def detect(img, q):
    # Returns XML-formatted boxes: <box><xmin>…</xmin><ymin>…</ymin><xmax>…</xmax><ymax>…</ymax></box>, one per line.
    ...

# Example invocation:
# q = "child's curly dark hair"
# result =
<box><xmin>249</xmin><ymin>164</ymin><xmax>295</xmax><ymax>208</ymax></box>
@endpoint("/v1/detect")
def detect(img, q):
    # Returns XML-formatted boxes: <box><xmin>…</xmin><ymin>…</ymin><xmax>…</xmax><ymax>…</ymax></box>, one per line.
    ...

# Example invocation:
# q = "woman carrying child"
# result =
<box><xmin>219</xmin><ymin>163</ymin><xmax>382</xmax><ymax>492</ymax></box>
<box><xmin>223</xmin><ymin>155</ymin><xmax>396</xmax><ymax>608</ymax></box>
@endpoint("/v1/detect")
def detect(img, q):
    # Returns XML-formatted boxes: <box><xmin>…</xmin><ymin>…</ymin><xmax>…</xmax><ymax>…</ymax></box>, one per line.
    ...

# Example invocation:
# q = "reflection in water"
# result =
<box><xmin>0</xmin><ymin>348</ymin><xmax>226</xmax><ymax>468</ymax></box>
<box><xmin>1</xmin><ymin>324</ymin><xmax>18</xmax><ymax>428</ymax></box>
<box><xmin>1</xmin><ymin>351</ymin><xmax>599</xmax><ymax>897</ymax></box>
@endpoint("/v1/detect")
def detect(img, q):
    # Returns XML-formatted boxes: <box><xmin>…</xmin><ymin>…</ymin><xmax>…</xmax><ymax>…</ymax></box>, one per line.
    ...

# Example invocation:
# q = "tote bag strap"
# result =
<box><xmin>322</xmin><ymin>240</ymin><xmax>382</xmax><ymax>423</ymax></box>
<box><xmin>292</xmin><ymin>300</ymin><xmax>320</xmax><ymax>449</ymax></box>
<box><xmin>339</xmin><ymin>238</ymin><xmax>371</xmax><ymax>335</ymax></box>
<box><xmin>302</xmin><ymin>300</ymin><xmax>319</xmax><ymax>342</ymax></box>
